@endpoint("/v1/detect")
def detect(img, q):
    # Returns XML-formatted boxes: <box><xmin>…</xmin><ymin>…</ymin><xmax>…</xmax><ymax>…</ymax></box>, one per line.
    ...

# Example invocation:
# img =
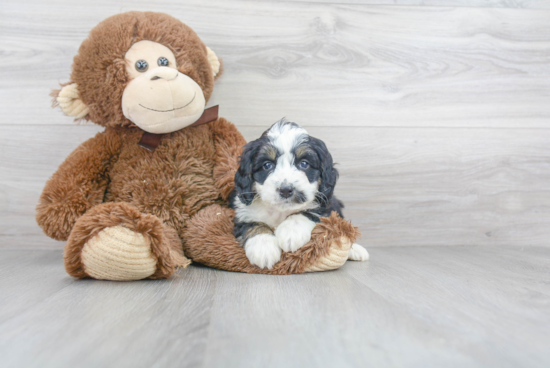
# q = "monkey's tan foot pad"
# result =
<box><xmin>64</xmin><ymin>202</ymin><xmax>189</xmax><ymax>280</ymax></box>
<box><xmin>80</xmin><ymin>225</ymin><xmax>157</xmax><ymax>281</ymax></box>
<box><xmin>302</xmin><ymin>236</ymin><xmax>353</xmax><ymax>272</ymax></box>
<box><xmin>183</xmin><ymin>204</ymin><xmax>361</xmax><ymax>275</ymax></box>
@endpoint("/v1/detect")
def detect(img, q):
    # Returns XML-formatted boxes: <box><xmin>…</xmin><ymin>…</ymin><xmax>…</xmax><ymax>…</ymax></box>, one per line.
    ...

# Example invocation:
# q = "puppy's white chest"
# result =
<box><xmin>236</xmin><ymin>200</ymin><xmax>296</xmax><ymax>229</ymax></box>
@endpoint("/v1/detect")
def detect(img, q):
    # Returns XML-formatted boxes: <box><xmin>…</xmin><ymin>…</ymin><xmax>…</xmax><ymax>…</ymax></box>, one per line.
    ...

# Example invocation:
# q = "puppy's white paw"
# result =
<box><xmin>348</xmin><ymin>243</ymin><xmax>369</xmax><ymax>261</ymax></box>
<box><xmin>275</xmin><ymin>214</ymin><xmax>317</xmax><ymax>253</ymax></box>
<box><xmin>245</xmin><ymin>234</ymin><xmax>282</xmax><ymax>269</ymax></box>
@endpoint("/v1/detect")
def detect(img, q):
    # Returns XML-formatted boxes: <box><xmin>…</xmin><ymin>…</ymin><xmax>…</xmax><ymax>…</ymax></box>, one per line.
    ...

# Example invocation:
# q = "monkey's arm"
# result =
<box><xmin>36</xmin><ymin>129</ymin><xmax>122</xmax><ymax>241</ymax></box>
<box><xmin>208</xmin><ymin>117</ymin><xmax>247</xmax><ymax>201</ymax></box>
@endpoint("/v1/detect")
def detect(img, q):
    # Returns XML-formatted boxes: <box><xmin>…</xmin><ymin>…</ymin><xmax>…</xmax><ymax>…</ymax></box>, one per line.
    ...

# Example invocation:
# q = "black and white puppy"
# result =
<box><xmin>230</xmin><ymin>119</ymin><xmax>369</xmax><ymax>269</ymax></box>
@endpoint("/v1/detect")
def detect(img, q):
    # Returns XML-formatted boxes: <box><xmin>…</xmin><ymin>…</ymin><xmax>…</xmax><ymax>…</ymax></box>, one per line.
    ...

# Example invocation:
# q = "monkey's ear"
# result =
<box><xmin>206</xmin><ymin>46</ymin><xmax>222</xmax><ymax>79</ymax></box>
<box><xmin>54</xmin><ymin>83</ymin><xmax>90</xmax><ymax>119</ymax></box>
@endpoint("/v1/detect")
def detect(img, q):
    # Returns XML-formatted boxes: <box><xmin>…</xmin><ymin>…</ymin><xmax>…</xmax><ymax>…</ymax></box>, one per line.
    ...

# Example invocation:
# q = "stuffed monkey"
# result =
<box><xmin>37</xmin><ymin>12</ymin><xmax>359</xmax><ymax>280</ymax></box>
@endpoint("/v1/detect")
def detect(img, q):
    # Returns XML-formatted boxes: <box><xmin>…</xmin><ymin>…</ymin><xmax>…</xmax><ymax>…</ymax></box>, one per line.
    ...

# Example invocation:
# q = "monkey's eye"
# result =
<box><xmin>299</xmin><ymin>160</ymin><xmax>309</xmax><ymax>169</ymax></box>
<box><xmin>135</xmin><ymin>60</ymin><xmax>149</xmax><ymax>72</ymax></box>
<box><xmin>157</xmin><ymin>57</ymin><xmax>169</xmax><ymax>67</ymax></box>
<box><xmin>263</xmin><ymin>162</ymin><xmax>274</xmax><ymax>171</ymax></box>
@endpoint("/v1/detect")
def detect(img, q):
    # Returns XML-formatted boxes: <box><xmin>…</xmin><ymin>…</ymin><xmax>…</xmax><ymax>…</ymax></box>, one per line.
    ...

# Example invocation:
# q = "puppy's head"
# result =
<box><xmin>235</xmin><ymin>119</ymin><xmax>338</xmax><ymax>210</ymax></box>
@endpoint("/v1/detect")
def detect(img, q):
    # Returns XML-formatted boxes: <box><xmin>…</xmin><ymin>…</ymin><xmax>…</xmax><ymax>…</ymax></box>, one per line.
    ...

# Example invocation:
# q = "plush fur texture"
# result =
<box><xmin>37</xmin><ymin>116</ymin><xmax>245</xmax><ymax>278</ymax></box>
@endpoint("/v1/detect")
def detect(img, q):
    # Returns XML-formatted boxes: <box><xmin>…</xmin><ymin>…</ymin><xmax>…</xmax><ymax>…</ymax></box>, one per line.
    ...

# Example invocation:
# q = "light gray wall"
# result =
<box><xmin>1</xmin><ymin>0</ymin><xmax>549</xmax><ymax>248</ymax></box>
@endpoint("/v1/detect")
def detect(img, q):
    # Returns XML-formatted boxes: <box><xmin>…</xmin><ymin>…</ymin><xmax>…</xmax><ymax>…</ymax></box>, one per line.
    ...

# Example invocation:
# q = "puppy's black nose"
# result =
<box><xmin>279</xmin><ymin>185</ymin><xmax>294</xmax><ymax>199</ymax></box>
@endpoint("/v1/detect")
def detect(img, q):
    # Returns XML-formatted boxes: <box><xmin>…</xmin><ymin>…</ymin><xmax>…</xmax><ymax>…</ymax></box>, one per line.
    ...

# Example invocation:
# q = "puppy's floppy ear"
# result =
<box><xmin>310</xmin><ymin>137</ymin><xmax>339</xmax><ymax>200</ymax></box>
<box><xmin>234</xmin><ymin>141</ymin><xmax>259</xmax><ymax>205</ymax></box>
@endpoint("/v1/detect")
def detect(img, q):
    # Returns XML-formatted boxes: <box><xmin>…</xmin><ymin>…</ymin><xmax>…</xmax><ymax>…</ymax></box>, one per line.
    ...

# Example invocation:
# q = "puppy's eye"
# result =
<box><xmin>299</xmin><ymin>160</ymin><xmax>309</xmax><ymax>169</ymax></box>
<box><xmin>263</xmin><ymin>162</ymin><xmax>274</xmax><ymax>170</ymax></box>
<box><xmin>135</xmin><ymin>60</ymin><xmax>148</xmax><ymax>72</ymax></box>
<box><xmin>158</xmin><ymin>57</ymin><xmax>169</xmax><ymax>67</ymax></box>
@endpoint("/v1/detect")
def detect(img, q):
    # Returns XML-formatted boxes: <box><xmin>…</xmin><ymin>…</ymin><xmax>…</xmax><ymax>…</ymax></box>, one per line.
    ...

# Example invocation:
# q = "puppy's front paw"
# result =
<box><xmin>348</xmin><ymin>243</ymin><xmax>369</xmax><ymax>261</ymax></box>
<box><xmin>245</xmin><ymin>234</ymin><xmax>282</xmax><ymax>269</ymax></box>
<box><xmin>275</xmin><ymin>214</ymin><xmax>317</xmax><ymax>253</ymax></box>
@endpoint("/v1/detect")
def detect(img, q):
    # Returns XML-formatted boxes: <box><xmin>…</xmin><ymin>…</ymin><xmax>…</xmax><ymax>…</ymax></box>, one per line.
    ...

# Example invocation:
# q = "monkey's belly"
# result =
<box><xmin>104</xmin><ymin>168</ymin><xmax>221</xmax><ymax>234</ymax></box>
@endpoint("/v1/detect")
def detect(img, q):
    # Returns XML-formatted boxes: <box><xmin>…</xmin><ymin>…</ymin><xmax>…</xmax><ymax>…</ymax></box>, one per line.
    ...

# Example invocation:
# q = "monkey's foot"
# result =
<box><xmin>184</xmin><ymin>205</ymin><xmax>361</xmax><ymax>274</ymax></box>
<box><xmin>64</xmin><ymin>202</ymin><xmax>190</xmax><ymax>281</ymax></box>
<box><xmin>302</xmin><ymin>236</ymin><xmax>353</xmax><ymax>272</ymax></box>
<box><xmin>80</xmin><ymin>225</ymin><xmax>157</xmax><ymax>281</ymax></box>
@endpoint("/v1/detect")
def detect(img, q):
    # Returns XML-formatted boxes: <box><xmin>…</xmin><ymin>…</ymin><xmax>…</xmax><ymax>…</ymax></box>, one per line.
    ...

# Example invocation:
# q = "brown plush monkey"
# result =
<box><xmin>37</xmin><ymin>12</ymin><xmax>359</xmax><ymax>280</ymax></box>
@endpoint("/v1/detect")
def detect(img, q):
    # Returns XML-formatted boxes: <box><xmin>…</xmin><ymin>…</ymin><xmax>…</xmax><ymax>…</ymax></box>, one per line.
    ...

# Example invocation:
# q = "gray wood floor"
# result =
<box><xmin>1</xmin><ymin>0</ymin><xmax>550</xmax><ymax>367</ymax></box>
<box><xmin>1</xmin><ymin>246</ymin><xmax>549</xmax><ymax>368</ymax></box>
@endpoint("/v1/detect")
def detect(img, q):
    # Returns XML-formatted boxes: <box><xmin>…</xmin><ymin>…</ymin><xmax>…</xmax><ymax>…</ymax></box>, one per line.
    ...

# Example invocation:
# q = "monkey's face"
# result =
<box><xmin>121</xmin><ymin>40</ymin><xmax>206</xmax><ymax>134</ymax></box>
<box><xmin>55</xmin><ymin>12</ymin><xmax>222</xmax><ymax>129</ymax></box>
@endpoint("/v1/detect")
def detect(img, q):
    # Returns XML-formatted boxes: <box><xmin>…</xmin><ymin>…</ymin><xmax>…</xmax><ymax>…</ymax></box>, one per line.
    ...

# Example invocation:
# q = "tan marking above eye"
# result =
<box><xmin>295</xmin><ymin>146</ymin><xmax>313</xmax><ymax>159</ymax></box>
<box><xmin>262</xmin><ymin>146</ymin><xmax>278</xmax><ymax>160</ymax></box>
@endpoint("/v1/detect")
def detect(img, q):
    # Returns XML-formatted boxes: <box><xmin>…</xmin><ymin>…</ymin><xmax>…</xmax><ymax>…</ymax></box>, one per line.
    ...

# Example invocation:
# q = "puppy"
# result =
<box><xmin>230</xmin><ymin>119</ymin><xmax>369</xmax><ymax>269</ymax></box>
